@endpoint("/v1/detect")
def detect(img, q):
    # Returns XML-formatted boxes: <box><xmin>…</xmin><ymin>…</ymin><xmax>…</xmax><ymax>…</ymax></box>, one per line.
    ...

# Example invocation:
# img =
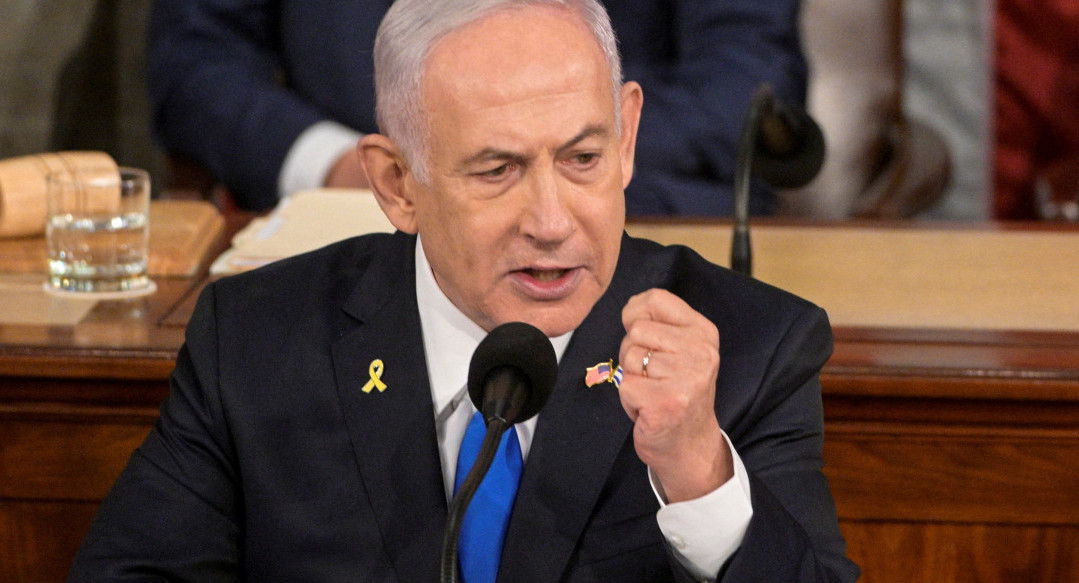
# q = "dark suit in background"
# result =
<box><xmin>69</xmin><ymin>233</ymin><xmax>857</xmax><ymax>581</ymax></box>
<box><xmin>147</xmin><ymin>0</ymin><xmax>806</xmax><ymax>215</ymax></box>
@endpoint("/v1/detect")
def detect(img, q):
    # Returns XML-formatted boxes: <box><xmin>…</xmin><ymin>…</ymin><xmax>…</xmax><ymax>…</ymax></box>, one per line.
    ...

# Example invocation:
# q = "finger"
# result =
<box><xmin>622</xmin><ymin>319</ymin><xmax>717</xmax><ymax>377</ymax></box>
<box><xmin>623</xmin><ymin>289</ymin><xmax>703</xmax><ymax>330</ymax></box>
<box><xmin>623</xmin><ymin>292</ymin><xmax>719</xmax><ymax>353</ymax></box>
<box><xmin>622</xmin><ymin>318</ymin><xmax>682</xmax><ymax>355</ymax></box>
<box><xmin>615</xmin><ymin>372</ymin><xmax>660</xmax><ymax>422</ymax></box>
<box><xmin>618</xmin><ymin>340</ymin><xmax>648</xmax><ymax>377</ymax></box>
<box><xmin>618</xmin><ymin>334</ymin><xmax>668</xmax><ymax>377</ymax></box>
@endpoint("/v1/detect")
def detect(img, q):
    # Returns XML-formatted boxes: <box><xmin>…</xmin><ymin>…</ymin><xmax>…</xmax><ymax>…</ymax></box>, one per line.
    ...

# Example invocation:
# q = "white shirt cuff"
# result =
<box><xmin>278</xmin><ymin>120</ymin><xmax>362</xmax><ymax>200</ymax></box>
<box><xmin>650</xmin><ymin>430</ymin><xmax>753</xmax><ymax>581</ymax></box>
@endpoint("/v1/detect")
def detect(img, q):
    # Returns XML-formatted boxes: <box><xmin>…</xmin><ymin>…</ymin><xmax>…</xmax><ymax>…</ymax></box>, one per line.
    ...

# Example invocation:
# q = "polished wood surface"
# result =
<box><xmin>2</xmin><ymin>218</ymin><xmax>1079</xmax><ymax>582</ymax></box>
<box><xmin>1</xmin><ymin>207</ymin><xmax>249</xmax><ymax>581</ymax></box>
<box><xmin>822</xmin><ymin>325</ymin><xmax>1079</xmax><ymax>582</ymax></box>
<box><xmin>1</xmin><ymin>282</ymin><xmax>184</xmax><ymax>582</ymax></box>
<box><xmin>0</xmin><ymin>199</ymin><xmax>226</xmax><ymax>278</ymax></box>
<box><xmin>626</xmin><ymin>219</ymin><xmax>1079</xmax><ymax>330</ymax></box>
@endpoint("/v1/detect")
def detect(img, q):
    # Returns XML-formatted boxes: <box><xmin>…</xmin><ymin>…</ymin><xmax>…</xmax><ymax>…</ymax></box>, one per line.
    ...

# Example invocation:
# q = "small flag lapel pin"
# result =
<box><xmin>585</xmin><ymin>359</ymin><xmax>615</xmax><ymax>387</ymax></box>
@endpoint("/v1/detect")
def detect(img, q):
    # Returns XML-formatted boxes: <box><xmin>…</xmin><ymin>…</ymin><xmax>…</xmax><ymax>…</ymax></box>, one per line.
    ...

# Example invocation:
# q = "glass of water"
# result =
<box><xmin>45</xmin><ymin>166</ymin><xmax>155</xmax><ymax>296</ymax></box>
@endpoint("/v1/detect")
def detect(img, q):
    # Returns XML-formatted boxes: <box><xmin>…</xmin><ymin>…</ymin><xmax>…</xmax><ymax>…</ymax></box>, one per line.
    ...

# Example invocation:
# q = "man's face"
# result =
<box><xmin>403</xmin><ymin>6</ymin><xmax>641</xmax><ymax>337</ymax></box>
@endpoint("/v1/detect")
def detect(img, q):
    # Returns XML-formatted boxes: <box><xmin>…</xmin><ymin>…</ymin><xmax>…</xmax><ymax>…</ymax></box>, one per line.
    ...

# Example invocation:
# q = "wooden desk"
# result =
<box><xmin>3</xmin><ymin>220</ymin><xmax>1079</xmax><ymax>582</ymax></box>
<box><xmin>823</xmin><ymin>327</ymin><xmax>1079</xmax><ymax>582</ymax></box>
<box><xmin>0</xmin><ymin>276</ymin><xmax>195</xmax><ymax>582</ymax></box>
<box><xmin>0</xmin><ymin>203</ymin><xmax>243</xmax><ymax>582</ymax></box>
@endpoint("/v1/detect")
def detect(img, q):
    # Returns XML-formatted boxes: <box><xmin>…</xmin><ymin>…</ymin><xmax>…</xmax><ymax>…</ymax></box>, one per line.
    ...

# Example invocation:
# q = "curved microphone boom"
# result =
<box><xmin>439</xmin><ymin>322</ymin><xmax>557</xmax><ymax>583</ymax></box>
<box><xmin>731</xmin><ymin>83</ymin><xmax>826</xmax><ymax>276</ymax></box>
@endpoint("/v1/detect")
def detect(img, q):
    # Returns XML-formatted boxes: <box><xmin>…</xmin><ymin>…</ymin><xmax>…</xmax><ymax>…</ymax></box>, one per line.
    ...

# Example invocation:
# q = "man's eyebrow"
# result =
<box><xmin>558</xmin><ymin>124</ymin><xmax>610</xmax><ymax>153</ymax></box>
<box><xmin>458</xmin><ymin>124</ymin><xmax>613</xmax><ymax>169</ymax></box>
<box><xmin>459</xmin><ymin>148</ymin><xmax>527</xmax><ymax>169</ymax></box>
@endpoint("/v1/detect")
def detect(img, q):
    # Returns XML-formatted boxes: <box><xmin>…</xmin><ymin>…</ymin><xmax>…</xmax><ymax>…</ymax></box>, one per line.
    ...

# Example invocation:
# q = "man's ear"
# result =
<box><xmin>618</xmin><ymin>81</ymin><xmax>644</xmax><ymax>190</ymax></box>
<box><xmin>358</xmin><ymin>134</ymin><xmax>419</xmax><ymax>234</ymax></box>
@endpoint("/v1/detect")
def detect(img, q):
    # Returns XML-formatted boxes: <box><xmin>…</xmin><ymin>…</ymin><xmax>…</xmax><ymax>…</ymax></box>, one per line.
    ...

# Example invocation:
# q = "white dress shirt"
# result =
<box><xmin>413</xmin><ymin>237</ymin><xmax>753</xmax><ymax>580</ymax></box>
<box><xmin>278</xmin><ymin>121</ymin><xmax>362</xmax><ymax>200</ymax></box>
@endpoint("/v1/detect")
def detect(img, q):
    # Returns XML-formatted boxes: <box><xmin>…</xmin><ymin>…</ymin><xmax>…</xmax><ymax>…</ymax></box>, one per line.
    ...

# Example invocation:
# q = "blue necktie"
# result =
<box><xmin>454</xmin><ymin>411</ymin><xmax>523</xmax><ymax>583</ymax></box>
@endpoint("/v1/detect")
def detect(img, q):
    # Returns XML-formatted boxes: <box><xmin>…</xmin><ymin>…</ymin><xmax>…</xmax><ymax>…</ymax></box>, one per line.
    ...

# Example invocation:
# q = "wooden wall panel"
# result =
<box><xmin>823</xmin><ymin>423</ymin><xmax>1079</xmax><ymax>524</ymax></box>
<box><xmin>1</xmin><ymin>501</ymin><xmax>99</xmax><ymax>583</ymax></box>
<box><xmin>839</xmin><ymin>522</ymin><xmax>1079</xmax><ymax>583</ymax></box>
<box><xmin>0</xmin><ymin>419</ymin><xmax>153</xmax><ymax>500</ymax></box>
<box><xmin>0</xmin><ymin>407</ymin><xmax>154</xmax><ymax>581</ymax></box>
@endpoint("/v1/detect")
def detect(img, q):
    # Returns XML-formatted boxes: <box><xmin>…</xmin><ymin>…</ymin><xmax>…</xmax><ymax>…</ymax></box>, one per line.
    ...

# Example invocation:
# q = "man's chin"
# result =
<box><xmin>508</xmin><ymin>304</ymin><xmax>591</xmax><ymax>338</ymax></box>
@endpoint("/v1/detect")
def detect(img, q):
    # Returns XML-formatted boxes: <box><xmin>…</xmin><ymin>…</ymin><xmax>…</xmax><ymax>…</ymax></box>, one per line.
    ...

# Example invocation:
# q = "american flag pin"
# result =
<box><xmin>585</xmin><ymin>359</ymin><xmax>615</xmax><ymax>387</ymax></box>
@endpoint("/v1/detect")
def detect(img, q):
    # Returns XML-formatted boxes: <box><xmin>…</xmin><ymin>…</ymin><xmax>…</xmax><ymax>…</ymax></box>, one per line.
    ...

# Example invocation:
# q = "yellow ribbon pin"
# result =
<box><xmin>361</xmin><ymin>359</ymin><xmax>388</xmax><ymax>393</ymax></box>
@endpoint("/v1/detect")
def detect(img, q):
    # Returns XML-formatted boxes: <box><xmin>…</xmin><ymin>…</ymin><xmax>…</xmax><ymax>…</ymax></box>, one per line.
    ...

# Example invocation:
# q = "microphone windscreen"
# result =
<box><xmin>753</xmin><ymin>98</ymin><xmax>826</xmax><ymax>189</ymax></box>
<box><xmin>467</xmin><ymin>321</ymin><xmax>557</xmax><ymax>424</ymax></box>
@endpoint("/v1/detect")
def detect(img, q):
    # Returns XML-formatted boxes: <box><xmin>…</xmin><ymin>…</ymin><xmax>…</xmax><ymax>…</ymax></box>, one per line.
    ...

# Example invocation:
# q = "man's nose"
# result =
<box><xmin>520</xmin><ymin>166</ymin><xmax>576</xmax><ymax>245</ymax></box>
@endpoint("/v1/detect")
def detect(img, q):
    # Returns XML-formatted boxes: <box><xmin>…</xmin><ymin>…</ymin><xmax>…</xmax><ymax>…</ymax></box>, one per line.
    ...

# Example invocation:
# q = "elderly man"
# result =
<box><xmin>70</xmin><ymin>1</ymin><xmax>857</xmax><ymax>581</ymax></box>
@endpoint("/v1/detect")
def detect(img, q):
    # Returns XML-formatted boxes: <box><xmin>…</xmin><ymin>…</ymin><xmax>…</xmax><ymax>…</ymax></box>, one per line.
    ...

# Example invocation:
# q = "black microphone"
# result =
<box><xmin>731</xmin><ymin>83</ymin><xmax>826</xmax><ymax>276</ymax></box>
<box><xmin>439</xmin><ymin>322</ymin><xmax>557</xmax><ymax>583</ymax></box>
<box><xmin>466</xmin><ymin>322</ymin><xmax>558</xmax><ymax>426</ymax></box>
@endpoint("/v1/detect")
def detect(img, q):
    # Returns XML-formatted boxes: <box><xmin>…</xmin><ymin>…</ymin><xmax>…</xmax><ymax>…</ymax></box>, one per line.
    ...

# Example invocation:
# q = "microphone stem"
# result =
<box><xmin>732</xmin><ymin>85</ymin><xmax>770</xmax><ymax>277</ymax></box>
<box><xmin>439</xmin><ymin>417</ymin><xmax>511</xmax><ymax>583</ymax></box>
<box><xmin>731</xmin><ymin>222</ymin><xmax>752</xmax><ymax>277</ymax></box>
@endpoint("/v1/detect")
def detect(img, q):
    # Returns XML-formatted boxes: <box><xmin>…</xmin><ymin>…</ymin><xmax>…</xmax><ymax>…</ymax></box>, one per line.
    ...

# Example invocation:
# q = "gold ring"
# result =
<box><xmin>642</xmin><ymin>350</ymin><xmax>652</xmax><ymax>377</ymax></box>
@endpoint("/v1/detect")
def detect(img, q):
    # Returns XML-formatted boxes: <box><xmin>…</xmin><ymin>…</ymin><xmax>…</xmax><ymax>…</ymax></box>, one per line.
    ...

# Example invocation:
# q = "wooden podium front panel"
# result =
<box><xmin>836</xmin><ymin>523</ymin><xmax>1079</xmax><ymax>582</ymax></box>
<box><xmin>819</xmin><ymin>327</ymin><xmax>1079</xmax><ymax>582</ymax></box>
<box><xmin>0</xmin><ymin>413</ymin><xmax>156</xmax><ymax>583</ymax></box>
<box><xmin>0</xmin><ymin>204</ymin><xmax>252</xmax><ymax>582</ymax></box>
<box><xmin>0</xmin><ymin>368</ymin><xmax>167</xmax><ymax>581</ymax></box>
<box><xmin>825</xmin><ymin>426</ymin><xmax>1079</xmax><ymax>581</ymax></box>
<box><xmin>0</xmin><ymin>270</ymin><xmax>200</xmax><ymax>582</ymax></box>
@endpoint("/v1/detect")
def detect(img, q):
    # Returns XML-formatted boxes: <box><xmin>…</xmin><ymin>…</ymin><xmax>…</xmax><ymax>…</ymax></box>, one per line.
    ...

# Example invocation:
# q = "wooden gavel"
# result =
<box><xmin>0</xmin><ymin>151</ymin><xmax>120</xmax><ymax>238</ymax></box>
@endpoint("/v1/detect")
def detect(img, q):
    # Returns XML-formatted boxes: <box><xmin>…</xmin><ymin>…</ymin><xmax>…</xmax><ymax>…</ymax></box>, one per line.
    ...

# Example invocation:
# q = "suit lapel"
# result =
<box><xmin>330</xmin><ymin>233</ymin><xmax>444</xmax><ymax>582</ymax></box>
<box><xmin>500</xmin><ymin>235</ymin><xmax>663</xmax><ymax>581</ymax></box>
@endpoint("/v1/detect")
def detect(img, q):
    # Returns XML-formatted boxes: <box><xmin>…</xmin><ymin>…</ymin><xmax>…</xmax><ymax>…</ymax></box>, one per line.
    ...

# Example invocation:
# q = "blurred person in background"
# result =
<box><xmin>147</xmin><ymin>0</ymin><xmax>806</xmax><ymax>216</ymax></box>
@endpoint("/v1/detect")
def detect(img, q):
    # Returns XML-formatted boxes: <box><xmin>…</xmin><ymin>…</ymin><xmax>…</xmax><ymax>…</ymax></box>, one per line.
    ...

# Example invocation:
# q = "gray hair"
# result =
<box><xmin>373</xmin><ymin>0</ymin><xmax>624</xmax><ymax>183</ymax></box>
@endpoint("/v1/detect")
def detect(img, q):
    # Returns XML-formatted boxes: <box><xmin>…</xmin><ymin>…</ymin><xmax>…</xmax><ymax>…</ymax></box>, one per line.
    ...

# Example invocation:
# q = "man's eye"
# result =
<box><xmin>478</xmin><ymin>163</ymin><xmax>513</xmax><ymax>178</ymax></box>
<box><xmin>570</xmin><ymin>152</ymin><xmax>600</xmax><ymax>167</ymax></box>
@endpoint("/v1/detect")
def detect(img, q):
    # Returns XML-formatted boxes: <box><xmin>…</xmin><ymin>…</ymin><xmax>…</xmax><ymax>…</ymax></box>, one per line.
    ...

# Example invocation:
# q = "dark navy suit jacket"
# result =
<box><xmin>69</xmin><ymin>233</ymin><xmax>858</xmax><ymax>582</ymax></box>
<box><xmin>147</xmin><ymin>1</ymin><xmax>806</xmax><ymax>214</ymax></box>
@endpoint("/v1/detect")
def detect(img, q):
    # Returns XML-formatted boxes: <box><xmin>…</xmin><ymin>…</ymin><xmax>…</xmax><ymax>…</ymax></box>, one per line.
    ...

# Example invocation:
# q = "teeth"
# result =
<box><xmin>529</xmin><ymin>269</ymin><xmax>565</xmax><ymax>282</ymax></box>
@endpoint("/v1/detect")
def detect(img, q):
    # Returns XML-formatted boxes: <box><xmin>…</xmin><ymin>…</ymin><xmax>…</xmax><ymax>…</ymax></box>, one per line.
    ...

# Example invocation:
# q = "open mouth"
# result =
<box><xmin>526</xmin><ymin>268</ymin><xmax>569</xmax><ymax>282</ymax></box>
<box><xmin>511</xmin><ymin>266</ymin><xmax>581</xmax><ymax>299</ymax></box>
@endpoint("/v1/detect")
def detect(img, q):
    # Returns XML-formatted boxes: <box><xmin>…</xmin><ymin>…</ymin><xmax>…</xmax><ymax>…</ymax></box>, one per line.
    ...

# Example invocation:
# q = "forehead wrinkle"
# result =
<box><xmin>443</xmin><ymin>65</ymin><xmax>603</xmax><ymax>120</ymax></box>
<box><xmin>423</xmin><ymin>6</ymin><xmax>608</xmax><ymax>107</ymax></box>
